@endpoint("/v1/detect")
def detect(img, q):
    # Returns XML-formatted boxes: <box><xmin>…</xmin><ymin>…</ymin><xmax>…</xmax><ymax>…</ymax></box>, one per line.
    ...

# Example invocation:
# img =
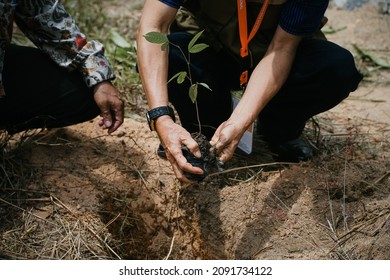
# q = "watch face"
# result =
<box><xmin>146</xmin><ymin>111</ymin><xmax>154</xmax><ymax>131</ymax></box>
<box><xmin>146</xmin><ymin>111</ymin><xmax>151</xmax><ymax>123</ymax></box>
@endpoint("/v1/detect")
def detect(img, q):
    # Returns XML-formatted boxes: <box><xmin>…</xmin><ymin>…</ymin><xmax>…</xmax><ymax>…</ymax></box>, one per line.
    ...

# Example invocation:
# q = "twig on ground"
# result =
<box><xmin>163</xmin><ymin>236</ymin><xmax>175</xmax><ymax>260</ymax></box>
<box><xmin>206</xmin><ymin>161</ymin><xmax>297</xmax><ymax>178</ymax></box>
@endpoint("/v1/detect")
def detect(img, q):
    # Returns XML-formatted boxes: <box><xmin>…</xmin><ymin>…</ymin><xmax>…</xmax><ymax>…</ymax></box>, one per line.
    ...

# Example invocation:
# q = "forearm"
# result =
<box><xmin>229</xmin><ymin>26</ymin><xmax>301</xmax><ymax>131</ymax></box>
<box><xmin>136</xmin><ymin>0</ymin><xmax>178</xmax><ymax>109</ymax></box>
<box><xmin>136</xmin><ymin>33</ymin><xmax>170</xmax><ymax>109</ymax></box>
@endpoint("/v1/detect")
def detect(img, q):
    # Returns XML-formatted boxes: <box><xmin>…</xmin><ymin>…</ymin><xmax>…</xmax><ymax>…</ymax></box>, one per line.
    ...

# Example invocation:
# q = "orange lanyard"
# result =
<box><xmin>237</xmin><ymin>0</ymin><xmax>270</xmax><ymax>86</ymax></box>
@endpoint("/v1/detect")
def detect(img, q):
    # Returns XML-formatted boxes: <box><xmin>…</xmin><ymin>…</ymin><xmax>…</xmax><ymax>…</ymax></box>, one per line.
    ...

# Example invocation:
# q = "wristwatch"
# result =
<box><xmin>146</xmin><ymin>106</ymin><xmax>176</xmax><ymax>131</ymax></box>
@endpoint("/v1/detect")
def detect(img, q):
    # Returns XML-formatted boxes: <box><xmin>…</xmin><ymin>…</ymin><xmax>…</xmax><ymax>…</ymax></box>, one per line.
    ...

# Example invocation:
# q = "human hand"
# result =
<box><xmin>93</xmin><ymin>81</ymin><xmax>124</xmax><ymax>134</ymax></box>
<box><xmin>156</xmin><ymin>118</ymin><xmax>204</xmax><ymax>183</ymax></box>
<box><xmin>210</xmin><ymin>120</ymin><xmax>245</xmax><ymax>163</ymax></box>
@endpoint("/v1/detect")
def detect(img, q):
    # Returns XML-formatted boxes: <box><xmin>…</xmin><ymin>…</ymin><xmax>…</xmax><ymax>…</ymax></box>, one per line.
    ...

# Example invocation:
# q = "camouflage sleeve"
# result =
<box><xmin>14</xmin><ymin>0</ymin><xmax>115</xmax><ymax>88</ymax></box>
<box><xmin>0</xmin><ymin>0</ymin><xmax>16</xmax><ymax>97</ymax></box>
<box><xmin>0</xmin><ymin>51</ymin><xmax>4</xmax><ymax>98</ymax></box>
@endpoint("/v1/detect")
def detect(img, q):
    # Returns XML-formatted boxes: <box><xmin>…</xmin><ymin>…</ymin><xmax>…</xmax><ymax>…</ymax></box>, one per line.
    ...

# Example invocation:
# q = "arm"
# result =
<box><xmin>210</xmin><ymin>26</ymin><xmax>302</xmax><ymax>162</ymax></box>
<box><xmin>210</xmin><ymin>0</ymin><xmax>328</xmax><ymax>162</ymax></box>
<box><xmin>137</xmin><ymin>0</ymin><xmax>203</xmax><ymax>182</ymax></box>
<box><xmin>14</xmin><ymin>0</ymin><xmax>123</xmax><ymax>133</ymax></box>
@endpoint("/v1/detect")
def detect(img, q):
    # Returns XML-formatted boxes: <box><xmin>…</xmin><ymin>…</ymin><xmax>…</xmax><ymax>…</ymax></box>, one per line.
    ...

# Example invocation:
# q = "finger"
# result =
<box><xmin>209</xmin><ymin>126</ymin><xmax>222</xmax><ymax>146</ymax></box>
<box><xmin>167</xmin><ymin>144</ymin><xmax>204</xmax><ymax>175</ymax></box>
<box><xmin>108</xmin><ymin>100</ymin><xmax>124</xmax><ymax>133</ymax></box>
<box><xmin>166</xmin><ymin>149</ymin><xmax>197</xmax><ymax>183</ymax></box>
<box><xmin>218</xmin><ymin>144</ymin><xmax>235</xmax><ymax>162</ymax></box>
<box><xmin>171</xmin><ymin>163</ymin><xmax>193</xmax><ymax>183</ymax></box>
<box><xmin>107</xmin><ymin>107</ymin><xmax>124</xmax><ymax>134</ymax></box>
<box><xmin>100</xmin><ymin>108</ymin><xmax>113</xmax><ymax>129</ymax></box>
<box><xmin>181</xmin><ymin>138</ymin><xmax>201</xmax><ymax>158</ymax></box>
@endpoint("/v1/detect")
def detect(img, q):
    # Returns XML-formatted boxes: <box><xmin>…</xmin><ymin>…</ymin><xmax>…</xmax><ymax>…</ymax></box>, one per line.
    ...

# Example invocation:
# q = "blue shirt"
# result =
<box><xmin>159</xmin><ymin>0</ymin><xmax>328</xmax><ymax>36</ymax></box>
<box><xmin>160</xmin><ymin>0</ymin><xmax>183</xmax><ymax>9</ymax></box>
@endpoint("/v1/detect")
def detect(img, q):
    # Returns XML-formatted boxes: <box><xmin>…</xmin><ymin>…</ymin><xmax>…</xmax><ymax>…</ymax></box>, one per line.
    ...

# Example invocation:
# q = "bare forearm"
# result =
<box><xmin>136</xmin><ymin>0</ymin><xmax>177</xmax><ymax>109</ymax></box>
<box><xmin>137</xmin><ymin>37</ymin><xmax>170</xmax><ymax>108</ymax></box>
<box><xmin>229</xmin><ymin>26</ymin><xmax>301</xmax><ymax>131</ymax></box>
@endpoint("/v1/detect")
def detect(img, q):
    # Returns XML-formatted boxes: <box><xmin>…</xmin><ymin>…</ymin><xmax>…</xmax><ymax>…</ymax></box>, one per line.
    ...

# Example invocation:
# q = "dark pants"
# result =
<box><xmin>0</xmin><ymin>44</ymin><xmax>100</xmax><ymax>133</ymax></box>
<box><xmin>167</xmin><ymin>33</ymin><xmax>363</xmax><ymax>142</ymax></box>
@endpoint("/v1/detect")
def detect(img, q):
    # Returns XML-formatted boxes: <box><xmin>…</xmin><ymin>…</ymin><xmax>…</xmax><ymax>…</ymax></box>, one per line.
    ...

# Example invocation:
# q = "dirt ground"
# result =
<box><xmin>1</xmin><ymin>3</ymin><xmax>390</xmax><ymax>260</ymax></box>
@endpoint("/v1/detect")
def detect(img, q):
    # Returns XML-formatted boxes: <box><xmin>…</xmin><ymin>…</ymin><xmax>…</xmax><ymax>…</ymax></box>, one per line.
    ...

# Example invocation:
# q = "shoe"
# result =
<box><xmin>268</xmin><ymin>136</ymin><xmax>313</xmax><ymax>162</ymax></box>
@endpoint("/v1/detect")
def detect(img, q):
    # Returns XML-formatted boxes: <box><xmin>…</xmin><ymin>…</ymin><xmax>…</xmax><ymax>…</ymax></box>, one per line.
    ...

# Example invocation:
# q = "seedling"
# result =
<box><xmin>143</xmin><ymin>30</ymin><xmax>212</xmax><ymax>135</ymax></box>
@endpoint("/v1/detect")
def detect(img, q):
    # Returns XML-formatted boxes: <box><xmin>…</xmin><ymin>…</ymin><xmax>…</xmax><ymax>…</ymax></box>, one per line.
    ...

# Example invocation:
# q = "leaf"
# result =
<box><xmin>161</xmin><ymin>41</ymin><xmax>169</xmax><ymax>51</ymax></box>
<box><xmin>168</xmin><ymin>71</ymin><xmax>187</xmax><ymax>84</ymax></box>
<box><xmin>177</xmin><ymin>71</ymin><xmax>187</xmax><ymax>84</ymax></box>
<box><xmin>188</xmin><ymin>30</ymin><xmax>205</xmax><ymax>51</ymax></box>
<box><xmin>198</xmin><ymin>82</ymin><xmax>212</xmax><ymax>91</ymax></box>
<box><xmin>321</xmin><ymin>25</ymin><xmax>347</xmax><ymax>34</ymax></box>
<box><xmin>353</xmin><ymin>44</ymin><xmax>390</xmax><ymax>68</ymax></box>
<box><xmin>189</xmin><ymin>83</ymin><xmax>198</xmax><ymax>103</ymax></box>
<box><xmin>110</xmin><ymin>30</ymin><xmax>131</xmax><ymax>49</ymax></box>
<box><xmin>168</xmin><ymin>72</ymin><xmax>181</xmax><ymax>84</ymax></box>
<box><xmin>189</xmin><ymin>43</ymin><xmax>209</xmax><ymax>54</ymax></box>
<box><xmin>143</xmin><ymin>32</ymin><xmax>169</xmax><ymax>45</ymax></box>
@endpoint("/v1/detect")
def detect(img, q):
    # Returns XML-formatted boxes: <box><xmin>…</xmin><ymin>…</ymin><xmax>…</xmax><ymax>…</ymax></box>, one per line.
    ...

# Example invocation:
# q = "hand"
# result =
<box><xmin>156</xmin><ymin>116</ymin><xmax>204</xmax><ymax>183</ymax></box>
<box><xmin>93</xmin><ymin>81</ymin><xmax>124</xmax><ymax>134</ymax></box>
<box><xmin>210</xmin><ymin>120</ymin><xmax>245</xmax><ymax>163</ymax></box>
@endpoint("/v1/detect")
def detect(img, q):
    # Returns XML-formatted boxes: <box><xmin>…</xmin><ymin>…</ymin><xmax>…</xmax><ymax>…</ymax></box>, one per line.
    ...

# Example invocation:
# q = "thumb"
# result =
<box><xmin>209</xmin><ymin>126</ymin><xmax>222</xmax><ymax>146</ymax></box>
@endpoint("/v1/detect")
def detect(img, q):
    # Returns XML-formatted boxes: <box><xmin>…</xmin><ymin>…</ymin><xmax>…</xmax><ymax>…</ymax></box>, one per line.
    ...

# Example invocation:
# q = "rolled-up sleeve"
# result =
<box><xmin>279</xmin><ymin>0</ymin><xmax>329</xmax><ymax>36</ymax></box>
<box><xmin>14</xmin><ymin>0</ymin><xmax>115</xmax><ymax>87</ymax></box>
<box><xmin>159</xmin><ymin>0</ymin><xmax>184</xmax><ymax>9</ymax></box>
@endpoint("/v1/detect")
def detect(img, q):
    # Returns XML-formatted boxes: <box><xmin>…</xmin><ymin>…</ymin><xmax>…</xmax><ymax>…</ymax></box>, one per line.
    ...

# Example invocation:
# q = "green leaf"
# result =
<box><xmin>189</xmin><ymin>84</ymin><xmax>198</xmax><ymax>103</ymax></box>
<box><xmin>143</xmin><ymin>32</ymin><xmax>169</xmax><ymax>45</ymax></box>
<box><xmin>353</xmin><ymin>44</ymin><xmax>390</xmax><ymax>68</ymax></box>
<box><xmin>161</xmin><ymin>41</ymin><xmax>169</xmax><ymax>51</ymax></box>
<box><xmin>177</xmin><ymin>71</ymin><xmax>187</xmax><ymax>84</ymax></box>
<box><xmin>189</xmin><ymin>43</ymin><xmax>209</xmax><ymax>54</ymax></box>
<box><xmin>188</xmin><ymin>30</ymin><xmax>205</xmax><ymax>51</ymax></box>
<box><xmin>168</xmin><ymin>72</ymin><xmax>182</xmax><ymax>84</ymax></box>
<box><xmin>110</xmin><ymin>30</ymin><xmax>131</xmax><ymax>49</ymax></box>
<box><xmin>198</xmin><ymin>82</ymin><xmax>212</xmax><ymax>91</ymax></box>
<box><xmin>168</xmin><ymin>71</ymin><xmax>187</xmax><ymax>84</ymax></box>
<box><xmin>321</xmin><ymin>26</ymin><xmax>347</xmax><ymax>34</ymax></box>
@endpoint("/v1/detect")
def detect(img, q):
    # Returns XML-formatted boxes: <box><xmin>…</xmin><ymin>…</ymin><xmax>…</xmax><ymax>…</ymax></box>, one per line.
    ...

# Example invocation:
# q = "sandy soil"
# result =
<box><xmin>1</xmin><ymin>3</ymin><xmax>390</xmax><ymax>260</ymax></box>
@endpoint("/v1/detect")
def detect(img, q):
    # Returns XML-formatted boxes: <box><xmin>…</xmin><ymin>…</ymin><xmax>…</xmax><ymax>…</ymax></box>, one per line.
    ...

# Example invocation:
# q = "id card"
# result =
<box><xmin>231</xmin><ymin>90</ymin><xmax>254</xmax><ymax>154</ymax></box>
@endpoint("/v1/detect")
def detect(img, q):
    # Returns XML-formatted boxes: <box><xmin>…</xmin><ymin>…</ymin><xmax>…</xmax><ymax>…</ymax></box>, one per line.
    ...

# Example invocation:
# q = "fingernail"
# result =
<box><xmin>194</xmin><ymin>151</ymin><xmax>202</xmax><ymax>158</ymax></box>
<box><xmin>104</xmin><ymin>120</ymin><xmax>112</xmax><ymax>127</ymax></box>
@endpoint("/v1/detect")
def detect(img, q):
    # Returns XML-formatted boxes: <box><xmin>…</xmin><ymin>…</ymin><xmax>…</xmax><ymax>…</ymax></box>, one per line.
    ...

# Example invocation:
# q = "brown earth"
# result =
<box><xmin>1</xmin><ymin>3</ymin><xmax>390</xmax><ymax>260</ymax></box>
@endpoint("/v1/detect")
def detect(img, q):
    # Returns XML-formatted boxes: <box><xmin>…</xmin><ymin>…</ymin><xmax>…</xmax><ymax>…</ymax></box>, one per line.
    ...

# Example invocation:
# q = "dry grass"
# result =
<box><xmin>0</xmin><ymin>131</ymin><xmax>116</xmax><ymax>259</ymax></box>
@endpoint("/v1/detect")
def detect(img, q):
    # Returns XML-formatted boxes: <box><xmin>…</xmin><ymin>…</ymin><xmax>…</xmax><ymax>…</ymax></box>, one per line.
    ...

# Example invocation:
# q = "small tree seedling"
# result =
<box><xmin>143</xmin><ymin>30</ymin><xmax>212</xmax><ymax>135</ymax></box>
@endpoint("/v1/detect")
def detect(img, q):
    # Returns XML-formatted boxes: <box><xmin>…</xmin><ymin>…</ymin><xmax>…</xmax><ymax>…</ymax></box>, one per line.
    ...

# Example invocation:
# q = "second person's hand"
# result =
<box><xmin>93</xmin><ymin>80</ymin><xmax>124</xmax><ymax>134</ymax></box>
<box><xmin>210</xmin><ymin>119</ymin><xmax>246</xmax><ymax>163</ymax></box>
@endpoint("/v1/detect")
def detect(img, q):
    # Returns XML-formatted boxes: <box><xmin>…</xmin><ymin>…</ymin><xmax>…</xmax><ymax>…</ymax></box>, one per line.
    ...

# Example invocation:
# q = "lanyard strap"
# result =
<box><xmin>237</xmin><ymin>0</ymin><xmax>270</xmax><ymax>86</ymax></box>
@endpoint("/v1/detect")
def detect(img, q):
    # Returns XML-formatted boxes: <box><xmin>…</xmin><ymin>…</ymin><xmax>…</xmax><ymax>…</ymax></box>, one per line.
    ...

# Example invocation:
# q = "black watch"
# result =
<box><xmin>146</xmin><ymin>106</ymin><xmax>176</xmax><ymax>131</ymax></box>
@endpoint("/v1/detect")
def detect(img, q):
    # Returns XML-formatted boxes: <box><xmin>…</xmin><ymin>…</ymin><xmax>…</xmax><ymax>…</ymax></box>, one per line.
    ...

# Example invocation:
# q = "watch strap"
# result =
<box><xmin>146</xmin><ymin>106</ymin><xmax>176</xmax><ymax>131</ymax></box>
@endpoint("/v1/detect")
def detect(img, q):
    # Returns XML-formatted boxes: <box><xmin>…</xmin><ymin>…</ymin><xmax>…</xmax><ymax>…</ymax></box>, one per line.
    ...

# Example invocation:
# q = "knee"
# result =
<box><xmin>326</xmin><ymin>47</ymin><xmax>363</xmax><ymax>94</ymax></box>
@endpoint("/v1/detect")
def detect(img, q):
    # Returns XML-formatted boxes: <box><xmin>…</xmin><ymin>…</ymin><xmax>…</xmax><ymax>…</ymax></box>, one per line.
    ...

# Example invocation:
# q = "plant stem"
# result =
<box><xmin>195</xmin><ymin>100</ymin><xmax>202</xmax><ymax>135</ymax></box>
<box><xmin>170</xmin><ymin>42</ymin><xmax>202</xmax><ymax>133</ymax></box>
